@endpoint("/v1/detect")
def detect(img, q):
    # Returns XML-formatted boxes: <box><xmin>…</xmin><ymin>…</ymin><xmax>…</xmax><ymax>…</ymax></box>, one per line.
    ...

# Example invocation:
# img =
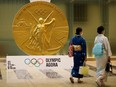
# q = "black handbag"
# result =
<box><xmin>105</xmin><ymin>62</ymin><xmax>113</xmax><ymax>72</ymax></box>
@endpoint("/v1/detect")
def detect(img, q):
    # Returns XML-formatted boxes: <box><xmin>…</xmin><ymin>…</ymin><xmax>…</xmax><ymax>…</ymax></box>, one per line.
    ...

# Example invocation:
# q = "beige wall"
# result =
<box><xmin>73</xmin><ymin>3</ymin><xmax>101</xmax><ymax>57</ymax></box>
<box><xmin>109</xmin><ymin>3</ymin><xmax>116</xmax><ymax>56</ymax></box>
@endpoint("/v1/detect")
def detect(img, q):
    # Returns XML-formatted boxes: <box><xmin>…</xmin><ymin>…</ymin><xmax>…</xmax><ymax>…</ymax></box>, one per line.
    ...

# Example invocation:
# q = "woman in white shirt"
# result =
<box><xmin>94</xmin><ymin>26</ymin><xmax>112</xmax><ymax>87</ymax></box>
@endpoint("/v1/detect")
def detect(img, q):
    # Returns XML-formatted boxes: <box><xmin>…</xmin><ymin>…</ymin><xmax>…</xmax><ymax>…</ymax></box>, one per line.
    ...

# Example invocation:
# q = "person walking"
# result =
<box><xmin>93</xmin><ymin>26</ymin><xmax>112</xmax><ymax>87</ymax></box>
<box><xmin>68</xmin><ymin>27</ymin><xmax>87</xmax><ymax>83</ymax></box>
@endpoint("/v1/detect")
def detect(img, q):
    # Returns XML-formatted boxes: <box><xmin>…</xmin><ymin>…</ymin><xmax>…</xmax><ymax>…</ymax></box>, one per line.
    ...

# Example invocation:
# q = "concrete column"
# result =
<box><xmin>100</xmin><ymin>0</ymin><xmax>109</xmax><ymax>38</ymax></box>
<box><xmin>67</xmin><ymin>1</ymin><xmax>74</xmax><ymax>40</ymax></box>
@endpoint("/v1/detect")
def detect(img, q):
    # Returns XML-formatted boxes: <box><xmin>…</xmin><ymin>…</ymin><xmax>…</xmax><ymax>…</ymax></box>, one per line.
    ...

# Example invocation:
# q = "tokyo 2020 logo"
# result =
<box><xmin>24</xmin><ymin>58</ymin><xmax>44</xmax><ymax>67</ymax></box>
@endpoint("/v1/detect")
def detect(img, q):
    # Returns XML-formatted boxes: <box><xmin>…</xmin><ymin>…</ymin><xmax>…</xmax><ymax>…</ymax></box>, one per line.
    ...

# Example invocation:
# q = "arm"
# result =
<box><xmin>44</xmin><ymin>18</ymin><xmax>55</xmax><ymax>25</ymax></box>
<box><xmin>81</xmin><ymin>39</ymin><xmax>87</xmax><ymax>61</ymax></box>
<box><xmin>103</xmin><ymin>37</ymin><xmax>112</xmax><ymax>61</ymax></box>
<box><xmin>104</xmin><ymin>37</ymin><xmax>112</xmax><ymax>56</ymax></box>
<box><xmin>68</xmin><ymin>38</ymin><xmax>74</xmax><ymax>57</ymax></box>
<box><xmin>94</xmin><ymin>37</ymin><xmax>97</xmax><ymax>44</ymax></box>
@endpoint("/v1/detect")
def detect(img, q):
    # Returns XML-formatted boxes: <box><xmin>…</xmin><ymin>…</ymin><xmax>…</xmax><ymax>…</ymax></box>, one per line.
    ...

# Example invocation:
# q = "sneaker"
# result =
<box><xmin>70</xmin><ymin>77</ymin><xmax>74</xmax><ymax>83</ymax></box>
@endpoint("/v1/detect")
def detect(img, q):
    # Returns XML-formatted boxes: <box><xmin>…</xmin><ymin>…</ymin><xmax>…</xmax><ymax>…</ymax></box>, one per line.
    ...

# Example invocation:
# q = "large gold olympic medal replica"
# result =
<box><xmin>13</xmin><ymin>1</ymin><xmax>69</xmax><ymax>55</ymax></box>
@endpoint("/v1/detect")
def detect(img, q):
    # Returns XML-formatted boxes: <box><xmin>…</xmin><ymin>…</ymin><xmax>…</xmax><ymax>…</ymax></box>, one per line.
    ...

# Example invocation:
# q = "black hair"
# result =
<box><xmin>75</xmin><ymin>27</ymin><xmax>82</xmax><ymax>35</ymax></box>
<box><xmin>97</xmin><ymin>26</ymin><xmax>104</xmax><ymax>34</ymax></box>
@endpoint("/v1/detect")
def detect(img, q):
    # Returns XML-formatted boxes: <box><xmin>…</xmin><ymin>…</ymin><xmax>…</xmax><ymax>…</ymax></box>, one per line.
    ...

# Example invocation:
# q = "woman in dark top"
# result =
<box><xmin>69</xmin><ymin>27</ymin><xmax>87</xmax><ymax>83</ymax></box>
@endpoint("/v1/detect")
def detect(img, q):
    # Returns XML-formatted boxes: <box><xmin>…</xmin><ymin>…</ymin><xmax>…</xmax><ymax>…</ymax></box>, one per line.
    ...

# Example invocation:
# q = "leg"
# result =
<box><xmin>78</xmin><ymin>78</ymin><xmax>83</xmax><ymax>83</ymax></box>
<box><xmin>96</xmin><ymin>76</ymin><xmax>102</xmax><ymax>87</ymax></box>
<box><xmin>69</xmin><ymin>76</ymin><xmax>74</xmax><ymax>83</ymax></box>
<box><xmin>96</xmin><ymin>73</ymin><xmax>106</xmax><ymax>87</ymax></box>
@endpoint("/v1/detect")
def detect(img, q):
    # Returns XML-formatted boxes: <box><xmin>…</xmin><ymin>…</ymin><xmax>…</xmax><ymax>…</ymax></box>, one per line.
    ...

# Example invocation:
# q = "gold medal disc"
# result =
<box><xmin>13</xmin><ymin>1</ymin><xmax>69</xmax><ymax>55</ymax></box>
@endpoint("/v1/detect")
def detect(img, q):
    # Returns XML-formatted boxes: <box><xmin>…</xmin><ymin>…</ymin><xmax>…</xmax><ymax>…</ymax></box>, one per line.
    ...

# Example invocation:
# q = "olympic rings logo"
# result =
<box><xmin>24</xmin><ymin>58</ymin><xmax>44</xmax><ymax>67</ymax></box>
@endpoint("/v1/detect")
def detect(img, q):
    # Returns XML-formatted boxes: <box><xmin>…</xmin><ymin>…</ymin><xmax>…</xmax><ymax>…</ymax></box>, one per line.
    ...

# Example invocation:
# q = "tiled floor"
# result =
<box><xmin>0</xmin><ymin>60</ymin><xmax>116</xmax><ymax>87</ymax></box>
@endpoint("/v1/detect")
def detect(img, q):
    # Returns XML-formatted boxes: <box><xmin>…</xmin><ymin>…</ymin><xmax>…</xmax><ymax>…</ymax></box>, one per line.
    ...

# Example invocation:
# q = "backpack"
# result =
<box><xmin>92</xmin><ymin>43</ymin><xmax>103</xmax><ymax>58</ymax></box>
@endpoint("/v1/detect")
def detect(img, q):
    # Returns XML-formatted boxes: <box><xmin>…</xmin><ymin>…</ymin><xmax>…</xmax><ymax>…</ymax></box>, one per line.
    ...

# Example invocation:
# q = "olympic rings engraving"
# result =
<box><xmin>24</xmin><ymin>58</ymin><xmax>44</xmax><ymax>67</ymax></box>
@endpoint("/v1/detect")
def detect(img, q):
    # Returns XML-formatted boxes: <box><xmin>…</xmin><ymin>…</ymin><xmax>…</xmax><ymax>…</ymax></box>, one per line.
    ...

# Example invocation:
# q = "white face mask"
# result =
<box><xmin>80</xmin><ymin>32</ymin><xmax>83</xmax><ymax>36</ymax></box>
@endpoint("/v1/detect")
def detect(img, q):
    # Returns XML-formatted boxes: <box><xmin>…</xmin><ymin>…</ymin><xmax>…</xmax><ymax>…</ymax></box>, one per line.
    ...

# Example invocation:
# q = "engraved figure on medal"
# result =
<box><xmin>27</xmin><ymin>16</ymin><xmax>55</xmax><ymax>53</ymax></box>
